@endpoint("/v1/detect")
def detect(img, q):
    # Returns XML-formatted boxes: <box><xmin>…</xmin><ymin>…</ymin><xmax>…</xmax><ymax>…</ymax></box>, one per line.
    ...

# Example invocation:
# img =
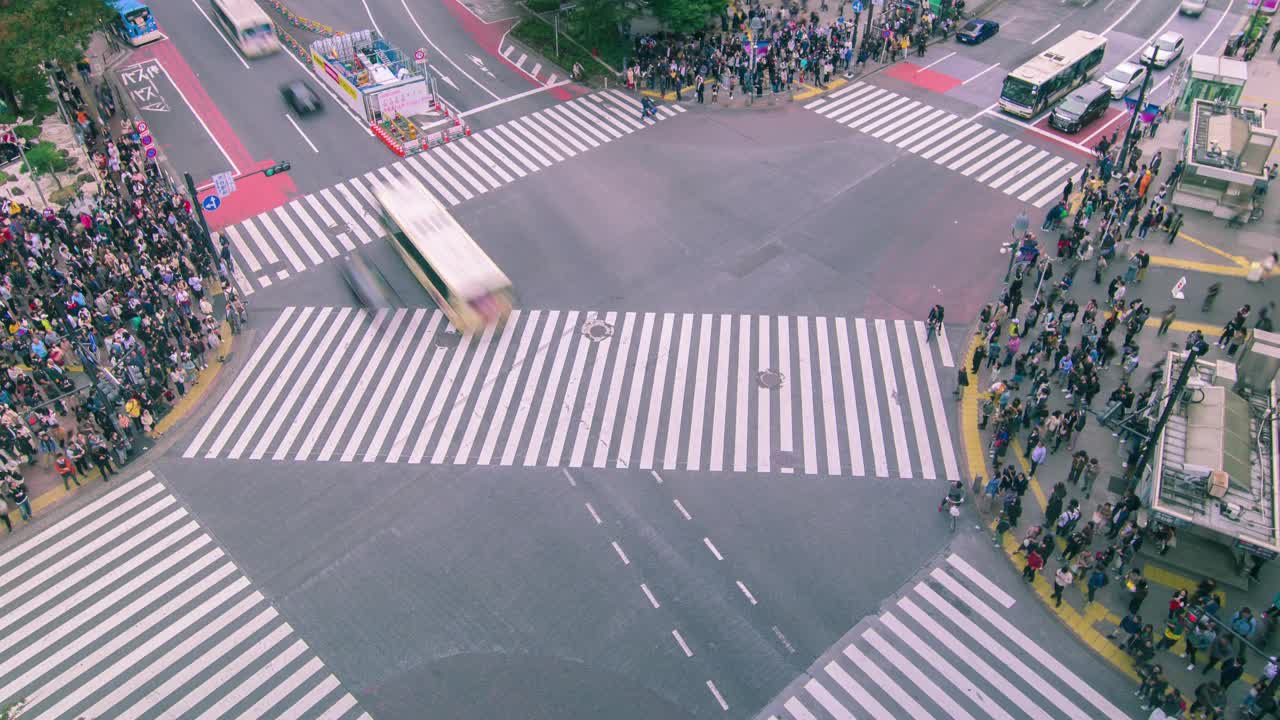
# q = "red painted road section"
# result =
<box><xmin>1030</xmin><ymin>106</ymin><xmax>1123</xmax><ymax>159</ymax></box>
<box><xmin>885</xmin><ymin>62</ymin><xmax>962</xmax><ymax>94</ymax></box>
<box><xmin>438</xmin><ymin>0</ymin><xmax>575</xmax><ymax>102</ymax></box>
<box><xmin>129</xmin><ymin>39</ymin><xmax>296</xmax><ymax>230</ymax></box>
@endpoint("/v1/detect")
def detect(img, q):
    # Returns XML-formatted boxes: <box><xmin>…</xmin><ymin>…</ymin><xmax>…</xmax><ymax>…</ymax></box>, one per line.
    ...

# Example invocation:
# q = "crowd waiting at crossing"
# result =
<box><xmin>625</xmin><ymin>0</ymin><xmax>965</xmax><ymax>100</ymax></box>
<box><xmin>970</xmin><ymin>126</ymin><xmax>1278</xmax><ymax>717</ymax></box>
<box><xmin>0</xmin><ymin>64</ymin><xmax>244</xmax><ymax>531</ymax></box>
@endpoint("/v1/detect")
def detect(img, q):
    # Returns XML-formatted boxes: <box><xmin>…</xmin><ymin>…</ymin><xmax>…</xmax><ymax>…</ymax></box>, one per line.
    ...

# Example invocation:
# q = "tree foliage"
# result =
<box><xmin>651</xmin><ymin>0</ymin><xmax>721</xmax><ymax>34</ymax></box>
<box><xmin>0</xmin><ymin>0</ymin><xmax>115</xmax><ymax>114</ymax></box>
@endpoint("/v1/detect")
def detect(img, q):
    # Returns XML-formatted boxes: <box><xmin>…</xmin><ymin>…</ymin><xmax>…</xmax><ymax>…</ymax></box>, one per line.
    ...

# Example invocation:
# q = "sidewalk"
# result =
<box><xmin>959</xmin><ymin>269</ymin><xmax>1278</xmax><ymax>709</ymax></box>
<box><xmin>0</xmin><ymin>39</ymin><xmax>237</xmax><ymax>535</ymax></box>
<box><xmin>1140</xmin><ymin>42</ymin><xmax>1280</xmax><ymax>277</ymax></box>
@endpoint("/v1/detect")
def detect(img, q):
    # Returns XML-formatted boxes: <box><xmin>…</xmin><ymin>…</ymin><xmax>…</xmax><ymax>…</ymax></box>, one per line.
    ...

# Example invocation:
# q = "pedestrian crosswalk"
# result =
<box><xmin>184</xmin><ymin>307</ymin><xmax>959</xmax><ymax>479</ymax></box>
<box><xmin>761</xmin><ymin>554</ymin><xmax>1133</xmax><ymax>720</ymax></box>
<box><xmin>0</xmin><ymin>470</ymin><xmax>370</xmax><ymax>720</ymax></box>
<box><xmin>221</xmin><ymin>91</ymin><xmax>682</xmax><ymax>294</ymax></box>
<box><xmin>804</xmin><ymin>82</ymin><xmax>1082</xmax><ymax>209</ymax></box>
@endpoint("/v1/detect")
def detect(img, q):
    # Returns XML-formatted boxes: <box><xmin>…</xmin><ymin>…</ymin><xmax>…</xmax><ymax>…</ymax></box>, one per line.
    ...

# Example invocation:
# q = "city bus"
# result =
<box><xmin>110</xmin><ymin>0</ymin><xmax>163</xmax><ymax>46</ymax></box>
<box><xmin>210</xmin><ymin>0</ymin><xmax>281</xmax><ymax>58</ymax></box>
<box><xmin>999</xmin><ymin>31</ymin><xmax>1108</xmax><ymax>118</ymax></box>
<box><xmin>374</xmin><ymin>176</ymin><xmax>513</xmax><ymax>332</ymax></box>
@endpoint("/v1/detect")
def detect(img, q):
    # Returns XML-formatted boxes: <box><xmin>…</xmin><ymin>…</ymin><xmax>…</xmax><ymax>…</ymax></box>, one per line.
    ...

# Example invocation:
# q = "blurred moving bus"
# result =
<box><xmin>999</xmin><ymin>31</ymin><xmax>1107</xmax><ymax>118</ymax></box>
<box><xmin>111</xmin><ymin>0</ymin><xmax>163</xmax><ymax>46</ymax></box>
<box><xmin>374</xmin><ymin>176</ymin><xmax>513</xmax><ymax>332</ymax></box>
<box><xmin>210</xmin><ymin>0</ymin><xmax>281</xmax><ymax>58</ymax></box>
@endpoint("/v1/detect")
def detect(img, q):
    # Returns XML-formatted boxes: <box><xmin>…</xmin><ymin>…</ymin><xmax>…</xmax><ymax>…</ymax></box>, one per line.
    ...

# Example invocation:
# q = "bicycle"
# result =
<box><xmin>945</xmin><ymin>497</ymin><xmax>963</xmax><ymax>531</ymax></box>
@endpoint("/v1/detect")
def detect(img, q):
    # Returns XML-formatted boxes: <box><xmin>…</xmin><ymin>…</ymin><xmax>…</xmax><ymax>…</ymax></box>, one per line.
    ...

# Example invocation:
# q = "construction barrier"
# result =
<box><xmin>263</xmin><ymin>0</ymin><xmax>341</xmax><ymax>37</ymax></box>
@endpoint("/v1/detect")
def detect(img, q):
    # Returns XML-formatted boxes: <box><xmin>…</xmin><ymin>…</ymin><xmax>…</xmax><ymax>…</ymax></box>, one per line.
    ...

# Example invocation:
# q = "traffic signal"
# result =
<box><xmin>264</xmin><ymin>161</ymin><xmax>291</xmax><ymax>177</ymax></box>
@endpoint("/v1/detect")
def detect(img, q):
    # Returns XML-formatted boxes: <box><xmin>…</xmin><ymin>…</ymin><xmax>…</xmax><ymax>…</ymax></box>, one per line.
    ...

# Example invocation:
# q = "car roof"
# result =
<box><xmin>1113</xmin><ymin>61</ymin><xmax>1140</xmax><ymax>73</ymax></box>
<box><xmin>1158</xmin><ymin>31</ymin><xmax>1184</xmax><ymax>42</ymax></box>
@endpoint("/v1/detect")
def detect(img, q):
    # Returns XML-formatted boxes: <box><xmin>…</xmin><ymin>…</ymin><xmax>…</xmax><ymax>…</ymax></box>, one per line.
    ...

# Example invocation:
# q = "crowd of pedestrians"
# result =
<box><xmin>625</xmin><ymin>0</ymin><xmax>965</xmax><ymax>101</ymax></box>
<box><xmin>968</xmin><ymin>116</ymin><xmax>1280</xmax><ymax>716</ymax></box>
<box><xmin>0</xmin><ymin>62</ymin><xmax>245</xmax><ymax>531</ymax></box>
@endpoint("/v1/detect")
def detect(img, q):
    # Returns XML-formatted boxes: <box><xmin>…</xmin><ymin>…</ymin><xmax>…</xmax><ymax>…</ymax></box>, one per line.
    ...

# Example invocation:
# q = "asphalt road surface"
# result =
<box><xmin>1</xmin><ymin>0</ymin><xmax>1251</xmax><ymax>716</ymax></box>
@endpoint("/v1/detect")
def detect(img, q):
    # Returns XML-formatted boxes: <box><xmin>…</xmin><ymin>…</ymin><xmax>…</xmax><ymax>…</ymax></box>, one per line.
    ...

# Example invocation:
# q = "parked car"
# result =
<box><xmin>1049</xmin><ymin>81</ymin><xmax>1112</xmax><ymax>133</ymax></box>
<box><xmin>1099</xmin><ymin>62</ymin><xmax>1147</xmax><ymax>98</ymax></box>
<box><xmin>281</xmin><ymin>80</ymin><xmax>322</xmax><ymax>116</ymax></box>
<box><xmin>956</xmin><ymin>18</ymin><xmax>1000</xmax><ymax>44</ymax></box>
<box><xmin>1179</xmin><ymin>0</ymin><xmax>1207</xmax><ymax>16</ymax></box>
<box><xmin>1141</xmin><ymin>31</ymin><xmax>1185</xmax><ymax>68</ymax></box>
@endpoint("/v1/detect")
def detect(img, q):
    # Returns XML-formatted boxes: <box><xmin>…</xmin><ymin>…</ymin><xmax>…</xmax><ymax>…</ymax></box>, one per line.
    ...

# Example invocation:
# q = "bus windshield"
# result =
<box><xmin>1000</xmin><ymin>77</ymin><xmax>1038</xmax><ymax>108</ymax></box>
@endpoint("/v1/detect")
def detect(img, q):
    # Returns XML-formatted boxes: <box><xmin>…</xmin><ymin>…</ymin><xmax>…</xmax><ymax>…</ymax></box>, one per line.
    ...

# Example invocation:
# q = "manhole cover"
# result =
<box><xmin>435</xmin><ymin>327</ymin><xmax>462</xmax><ymax>348</ymax></box>
<box><xmin>757</xmin><ymin>369</ymin><xmax>785</xmax><ymax>389</ymax></box>
<box><xmin>581</xmin><ymin>317</ymin><xmax>614</xmax><ymax>341</ymax></box>
<box><xmin>773</xmin><ymin>450</ymin><xmax>799</xmax><ymax>468</ymax></box>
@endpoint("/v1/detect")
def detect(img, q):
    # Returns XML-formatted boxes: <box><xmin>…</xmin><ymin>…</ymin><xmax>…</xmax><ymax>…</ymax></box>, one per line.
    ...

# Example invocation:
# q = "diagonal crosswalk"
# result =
<box><xmin>804</xmin><ymin>82</ymin><xmax>1083</xmax><ymax>209</ymax></box>
<box><xmin>184</xmin><ymin>307</ymin><xmax>959</xmax><ymax>479</ymax></box>
<box><xmin>220</xmin><ymin>91</ymin><xmax>681</xmax><ymax>295</ymax></box>
<box><xmin>0</xmin><ymin>470</ymin><xmax>370</xmax><ymax>720</ymax></box>
<box><xmin>762</xmin><ymin>554</ymin><xmax>1134</xmax><ymax>720</ymax></box>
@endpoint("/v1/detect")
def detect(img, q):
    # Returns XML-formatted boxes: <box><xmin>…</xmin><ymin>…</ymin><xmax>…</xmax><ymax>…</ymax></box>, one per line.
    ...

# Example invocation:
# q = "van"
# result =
<box><xmin>1049</xmin><ymin>81</ymin><xmax>1111</xmax><ymax>133</ymax></box>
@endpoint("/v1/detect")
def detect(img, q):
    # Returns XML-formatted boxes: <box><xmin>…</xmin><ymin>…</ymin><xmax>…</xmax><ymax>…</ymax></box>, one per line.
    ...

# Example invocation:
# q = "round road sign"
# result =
<box><xmin>136</xmin><ymin>121</ymin><xmax>149</xmax><ymax>133</ymax></box>
<box><xmin>146</xmin><ymin>147</ymin><xmax>157</xmax><ymax>158</ymax></box>
<box><xmin>141</xmin><ymin>135</ymin><xmax>153</xmax><ymax>146</ymax></box>
<box><xmin>414</xmin><ymin>49</ymin><xmax>426</xmax><ymax>62</ymax></box>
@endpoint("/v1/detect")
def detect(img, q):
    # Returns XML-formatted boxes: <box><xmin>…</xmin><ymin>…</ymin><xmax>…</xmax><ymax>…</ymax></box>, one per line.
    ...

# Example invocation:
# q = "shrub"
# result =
<box><xmin>14</xmin><ymin>124</ymin><xmax>40</xmax><ymax>141</ymax></box>
<box><xmin>21</xmin><ymin>141</ymin><xmax>68</xmax><ymax>175</ymax></box>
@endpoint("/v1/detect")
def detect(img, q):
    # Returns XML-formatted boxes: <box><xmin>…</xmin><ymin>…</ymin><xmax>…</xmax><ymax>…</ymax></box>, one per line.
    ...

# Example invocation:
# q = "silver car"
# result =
<box><xmin>1180</xmin><ymin>0</ymin><xmax>1207</xmax><ymax>16</ymax></box>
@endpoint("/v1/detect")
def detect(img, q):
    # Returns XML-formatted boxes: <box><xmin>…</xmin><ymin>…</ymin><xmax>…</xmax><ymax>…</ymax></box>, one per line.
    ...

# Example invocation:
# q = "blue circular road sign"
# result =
<box><xmin>201</xmin><ymin>195</ymin><xmax>221</xmax><ymax>212</ymax></box>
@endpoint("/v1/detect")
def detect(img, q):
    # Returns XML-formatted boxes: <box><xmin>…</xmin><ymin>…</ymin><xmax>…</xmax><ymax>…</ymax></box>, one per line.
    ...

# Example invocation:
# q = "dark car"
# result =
<box><xmin>1049</xmin><ymin>81</ymin><xmax>1111</xmax><ymax>133</ymax></box>
<box><xmin>956</xmin><ymin>19</ymin><xmax>1000</xmax><ymax>44</ymax></box>
<box><xmin>281</xmin><ymin>80</ymin><xmax>322</xmax><ymax>116</ymax></box>
<box><xmin>339</xmin><ymin>254</ymin><xmax>401</xmax><ymax>309</ymax></box>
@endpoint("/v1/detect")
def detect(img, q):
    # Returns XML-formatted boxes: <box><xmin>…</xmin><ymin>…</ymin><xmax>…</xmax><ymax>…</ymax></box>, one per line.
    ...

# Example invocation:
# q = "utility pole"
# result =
<box><xmin>1116</xmin><ymin>57</ymin><xmax>1155</xmax><ymax>175</ymax></box>
<box><xmin>1128</xmin><ymin>338</ymin><xmax>1210</xmax><ymax>491</ymax></box>
<box><xmin>865</xmin><ymin>0</ymin><xmax>876</xmax><ymax>52</ymax></box>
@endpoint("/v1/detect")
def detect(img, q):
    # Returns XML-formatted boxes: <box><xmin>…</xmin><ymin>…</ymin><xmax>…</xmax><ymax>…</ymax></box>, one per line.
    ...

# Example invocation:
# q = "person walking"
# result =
<box><xmin>1052</xmin><ymin>566</ymin><xmax>1074</xmax><ymax>607</ymax></box>
<box><xmin>1184</xmin><ymin>621</ymin><xmax>1216</xmax><ymax>671</ymax></box>
<box><xmin>1022</xmin><ymin>548</ymin><xmax>1044</xmax><ymax>582</ymax></box>
<box><xmin>91</xmin><ymin>443</ymin><xmax>115</xmax><ymax>480</ymax></box>
<box><xmin>54</xmin><ymin>454</ymin><xmax>80</xmax><ymax>490</ymax></box>
<box><xmin>1028</xmin><ymin>440</ymin><xmax>1048</xmax><ymax>477</ymax></box>
<box><xmin>1219</xmin><ymin>655</ymin><xmax>1246</xmax><ymax>691</ymax></box>
<box><xmin>1087</xmin><ymin>566</ymin><xmax>1109</xmax><ymax>603</ymax></box>
<box><xmin>1230</xmin><ymin>607</ymin><xmax>1258</xmax><ymax>651</ymax></box>
<box><xmin>4</xmin><ymin>477</ymin><xmax>32</xmax><ymax>521</ymax></box>
<box><xmin>1158</xmin><ymin>305</ymin><xmax>1176</xmax><ymax>335</ymax></box>
<box><xmin>1201</xmin><ymin>633</ymin><xmax>1235</xmax><ymax>674</ymax></box>
<box><xmin>1067</xmin><ymin>450</ymin><xmax>1088</xmax><ymax>485</ymax></box>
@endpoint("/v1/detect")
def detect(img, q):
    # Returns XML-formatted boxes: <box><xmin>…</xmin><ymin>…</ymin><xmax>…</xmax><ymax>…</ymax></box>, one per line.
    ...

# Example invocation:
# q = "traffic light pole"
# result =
<box><xmin>1116</xmin><ymin>58</ymin><xmax>1154</xmax><ymax>175</ymax></box>
<box><xmin>1127</xmin><ymin>339</ymin><xmax>1209</xmax><ymax>491</ymax></box>
<box><xmin>183</xmin><ymin>171</ymin><xmax>217</xmax><ymax>258</ymax></box>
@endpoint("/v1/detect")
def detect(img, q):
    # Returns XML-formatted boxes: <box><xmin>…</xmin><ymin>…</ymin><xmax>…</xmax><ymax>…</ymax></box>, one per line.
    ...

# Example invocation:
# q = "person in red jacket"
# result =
<box><xmin>1022</xmin><ymin>549</ymin><xmax>1044</xmax><ymax>582</ymax></box>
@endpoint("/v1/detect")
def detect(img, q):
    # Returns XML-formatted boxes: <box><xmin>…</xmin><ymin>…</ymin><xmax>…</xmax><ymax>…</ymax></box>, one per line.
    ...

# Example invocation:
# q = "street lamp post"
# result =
<box><xmin>1116</xmin><ymin>57</ymin><xmax>1156</xmax><ymax>176</ymax></box>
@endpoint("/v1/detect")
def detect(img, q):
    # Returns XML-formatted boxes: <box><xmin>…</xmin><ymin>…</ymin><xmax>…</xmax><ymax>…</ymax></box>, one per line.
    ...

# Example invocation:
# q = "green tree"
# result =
<box><xmin>651</xmin><ymin>0</ymin><xmax>721</xmax><ymax>34</ymax></box>
<box><xmin>571</xmin><ymin>0</ymin><xmax>633</xmax><ymax>47</ymax></box>
<box><xmin>0</xmin><ymin>0</ymin><xmax>115</xmax><ymax>115</ymax></box>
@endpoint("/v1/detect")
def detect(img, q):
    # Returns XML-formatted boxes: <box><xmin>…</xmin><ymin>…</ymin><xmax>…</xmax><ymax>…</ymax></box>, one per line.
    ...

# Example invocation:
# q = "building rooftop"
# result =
<box><xmin>1190</xmin><ymin>98</ymin><xmax>1273</xmax><ymax>175</ymax></box>
<box><xmin>1151</xmin><ymin>353</ymin><xmax>1280</xmax><ymax>553</ymax></box>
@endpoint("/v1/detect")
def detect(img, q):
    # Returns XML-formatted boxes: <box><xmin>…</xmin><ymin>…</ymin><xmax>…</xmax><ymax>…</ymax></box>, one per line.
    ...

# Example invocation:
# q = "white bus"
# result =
<box><xmin>999</xmin><ymin>31</ymin><xmax>1107</xmax><ymax>118</ymax></box>
<box><xmin>210</xmin><ymin>0</ymin><xmax>280</xmax><ymax>58</ymax></box>
<box><xmin>375</xmin><ymin>176</ymin><xmax>514</xmax><ymax>332</ymax></box>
